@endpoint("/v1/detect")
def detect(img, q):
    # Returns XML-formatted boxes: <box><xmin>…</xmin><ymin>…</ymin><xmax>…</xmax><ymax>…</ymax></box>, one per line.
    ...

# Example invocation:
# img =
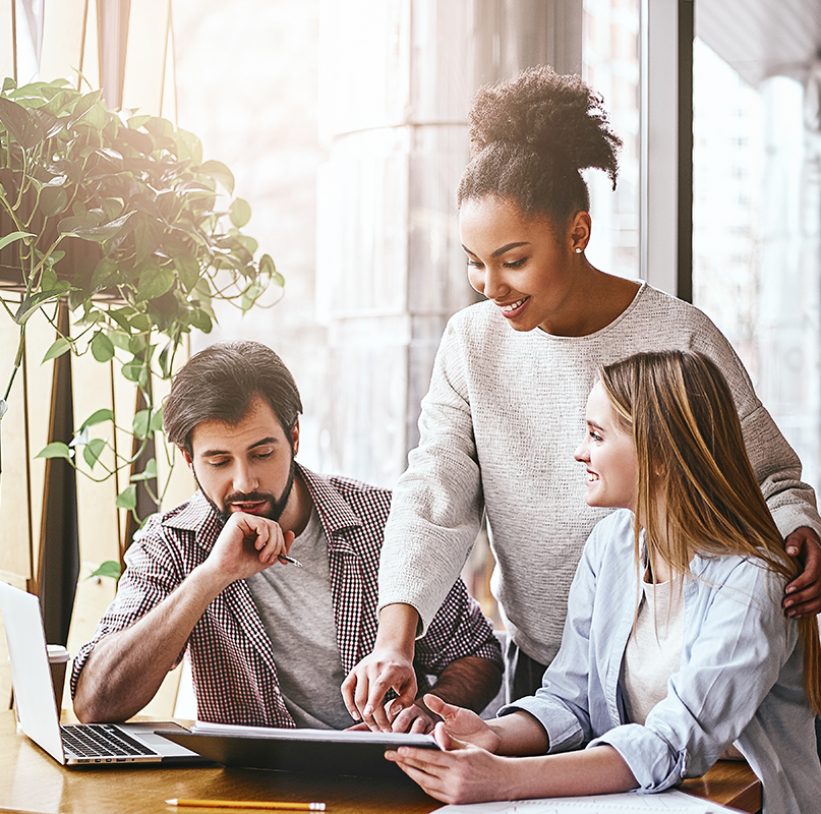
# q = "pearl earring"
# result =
<box><xmin>574</xmin><ymin>247</ymin><xmax>583</xmax><ymax>254</ymax></box>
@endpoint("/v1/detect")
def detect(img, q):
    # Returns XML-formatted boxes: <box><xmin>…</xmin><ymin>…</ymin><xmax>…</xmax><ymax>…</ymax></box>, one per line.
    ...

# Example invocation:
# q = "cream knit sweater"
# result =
<box><xmin>378</xmin><ymin>283</ymin><xmax>821</xmax><ymax>664</ymax></box>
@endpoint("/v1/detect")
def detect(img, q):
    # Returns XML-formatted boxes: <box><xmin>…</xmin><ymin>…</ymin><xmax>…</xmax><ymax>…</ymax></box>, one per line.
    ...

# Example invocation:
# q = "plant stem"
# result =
<box><xmin>3</xmin><ymin>325</ymin><xmax>25</xmax><ymax>402</ymax></box>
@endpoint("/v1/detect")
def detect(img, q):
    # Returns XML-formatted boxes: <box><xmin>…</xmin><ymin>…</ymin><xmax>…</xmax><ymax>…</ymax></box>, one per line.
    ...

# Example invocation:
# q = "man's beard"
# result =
<box><xmin>194</xmin><ymin>456</ymin><xmax>296</xmax><ymax>526</ymax></box>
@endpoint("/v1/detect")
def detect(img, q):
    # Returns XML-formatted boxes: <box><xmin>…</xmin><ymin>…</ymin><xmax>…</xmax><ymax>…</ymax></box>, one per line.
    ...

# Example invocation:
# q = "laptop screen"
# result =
<box><xmin>0</xmin><ymin>582</ymin><xmax>66</xmax><ymax>763</ymax></box>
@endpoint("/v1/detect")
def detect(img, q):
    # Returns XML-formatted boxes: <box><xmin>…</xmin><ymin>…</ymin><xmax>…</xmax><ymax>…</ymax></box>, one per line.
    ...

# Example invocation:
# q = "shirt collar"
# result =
<box><xmin>297</xmin><ymin>464</ymin><xmax>363</xmax><ymax>549</ymax></box>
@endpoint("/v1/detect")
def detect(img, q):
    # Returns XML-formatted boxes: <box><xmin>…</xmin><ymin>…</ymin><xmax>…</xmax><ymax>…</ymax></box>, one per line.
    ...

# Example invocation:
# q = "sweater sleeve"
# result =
<box><xmin>690</xmin><ymin>311</ymin><xmax>821</xmax><ymax>539</ymax></box>
<box><xmin>496</xmin><ymin>523</ymin><xmax>602</xmax><ymax>753</ymax></box>
<box><xmin>377</xmin><ymin>314</ymin><xmax>484</xmax><ymax>635</ymax></box>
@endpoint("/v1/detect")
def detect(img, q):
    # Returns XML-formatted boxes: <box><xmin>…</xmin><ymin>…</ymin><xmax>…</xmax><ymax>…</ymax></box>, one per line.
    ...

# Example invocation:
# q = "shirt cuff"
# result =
<box><xmin>589</xmin><ymin>723</ymin><xmax>687</xmax><ymax>792</ymax></box>
<box><xmin>770</xmin><ymin>503</ymin><xmax>821</xmax><ymax>543</ymax></box>
<box><xmin>498</xmin><ymin>695</ymin><xmax>585</xmax><ymax>754</ymax></box>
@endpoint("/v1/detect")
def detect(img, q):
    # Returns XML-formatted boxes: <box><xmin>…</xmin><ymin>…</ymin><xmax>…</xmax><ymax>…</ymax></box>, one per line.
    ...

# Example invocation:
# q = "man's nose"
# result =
<box><xmin>233</xmin><ymin>462</ymin><xmax>259</xmax><ymax>494</ymax></box>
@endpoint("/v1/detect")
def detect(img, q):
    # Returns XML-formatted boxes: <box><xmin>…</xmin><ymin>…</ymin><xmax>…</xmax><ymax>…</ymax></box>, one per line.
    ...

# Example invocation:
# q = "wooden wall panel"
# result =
<box><xmin>71</xmin><ymin>351</ymin><xmax>119</xmax><ymax>568</ymax></box>
<box><xmin>25</xmin><ymin>309</ymin><xmax>62</xmax><ymax>582</ymax></box>
<box><xmin>0</xmin><ymin>293</ymin><xmax>33</xmax><ymax>583</ymax></box>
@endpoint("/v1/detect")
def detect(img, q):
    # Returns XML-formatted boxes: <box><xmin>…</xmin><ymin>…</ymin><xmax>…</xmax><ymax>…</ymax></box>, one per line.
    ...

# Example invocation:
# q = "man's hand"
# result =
<box><xmin>203</xmin><ymin>512</ymin><xmax>294</xmax><ymax>589</ymax></box>
<box><xmin>784</xmin><ymin>526</ymin><xmax>821</xmax><ymax>617</ymax></box>
<box><xmin>388</xmin><ymin>698</ymin><xmax>439</xmax><ymax>734</ymax></box>
<box><xmin>341</xmin><ymin>648</ymin><xmax>418</xmax><ymax>732</ymax></box>
<box><xmin>347</xmin><ymin>698</ymin><xmax>439</xmax><ymax>734</ymax></box>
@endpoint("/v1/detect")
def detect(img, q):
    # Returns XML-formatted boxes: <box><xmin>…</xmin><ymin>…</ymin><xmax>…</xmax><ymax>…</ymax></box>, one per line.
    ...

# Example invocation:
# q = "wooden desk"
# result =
<box><xmin>0</xmin><ymin>712</ymin><xmax>761</xmax><ymax>813</ymax></box>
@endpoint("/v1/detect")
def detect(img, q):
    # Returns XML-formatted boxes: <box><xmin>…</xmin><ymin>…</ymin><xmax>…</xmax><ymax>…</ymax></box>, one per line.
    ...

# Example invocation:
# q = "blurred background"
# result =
<box><xmin>1</xmin><ymin>0</ymin><xmax>820</xmax><ymax>716</ymax></box>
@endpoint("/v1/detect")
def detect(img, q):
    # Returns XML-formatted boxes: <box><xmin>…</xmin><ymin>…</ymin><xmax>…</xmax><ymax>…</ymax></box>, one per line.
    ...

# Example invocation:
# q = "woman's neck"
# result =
<box><xmin>538</xmin><ymin>264</ymin><xmax>641</xmax><ymax>337</ymax></box>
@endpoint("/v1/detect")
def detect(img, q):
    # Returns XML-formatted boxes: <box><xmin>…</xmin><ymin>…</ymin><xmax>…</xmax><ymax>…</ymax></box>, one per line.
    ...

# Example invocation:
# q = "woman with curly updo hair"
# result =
<box><xmin>343</xmin><ymin>66</ymin><xmax>821</xmax><ymax>730</ymax></box>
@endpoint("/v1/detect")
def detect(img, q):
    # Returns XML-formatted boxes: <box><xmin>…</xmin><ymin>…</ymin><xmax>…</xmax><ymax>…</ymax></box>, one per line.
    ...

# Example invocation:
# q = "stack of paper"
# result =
<box><xmin>433</xmin><ymin>789</ymin><xmax>737</xmax><ymax>813</ymax></box>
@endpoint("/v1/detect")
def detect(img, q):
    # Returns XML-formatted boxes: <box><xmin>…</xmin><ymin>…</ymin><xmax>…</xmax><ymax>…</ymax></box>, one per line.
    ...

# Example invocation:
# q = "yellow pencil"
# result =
<box><xmin>165</xmin><ymin>800</ymin><xmax>326</xmax><ymax>811</ymax></box>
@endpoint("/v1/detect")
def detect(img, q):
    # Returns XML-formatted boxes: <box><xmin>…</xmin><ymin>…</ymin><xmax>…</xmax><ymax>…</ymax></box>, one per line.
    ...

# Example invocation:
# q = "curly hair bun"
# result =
<box><xmin>468</xmin><ymin>65</ymin><xmax>621</xmax><ymax>189</ymax></box>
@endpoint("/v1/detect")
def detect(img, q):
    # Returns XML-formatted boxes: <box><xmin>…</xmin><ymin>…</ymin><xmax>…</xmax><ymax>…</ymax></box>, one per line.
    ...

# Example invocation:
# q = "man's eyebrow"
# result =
<box><xmin>461</xmin><ymin>241</ymin><xmax>531</xmax><ymax>259</ymax></box>
<box><xmin>200</xmin><ymin>436</ymin><xmax>280</xmax><ymax>457</ymax></box>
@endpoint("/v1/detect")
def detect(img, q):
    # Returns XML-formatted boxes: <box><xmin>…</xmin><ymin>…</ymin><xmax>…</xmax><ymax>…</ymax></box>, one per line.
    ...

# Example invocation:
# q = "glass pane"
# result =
<box><xmin>582</xmin><ymin>0</ymin><xmax>641</xmax><ymax>280</ymax></box>
<box><xmin>693</xmin><ymin>11</ymin><xmax>821</xmax><ymax>489</ymax></box>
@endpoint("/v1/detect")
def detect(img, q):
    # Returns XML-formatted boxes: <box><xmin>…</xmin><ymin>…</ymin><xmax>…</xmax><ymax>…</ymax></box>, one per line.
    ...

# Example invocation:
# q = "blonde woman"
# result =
<box><xmin>385</xmin><ymin>351</ymin><xmax>821</xmax><ymax>814</ymax></box>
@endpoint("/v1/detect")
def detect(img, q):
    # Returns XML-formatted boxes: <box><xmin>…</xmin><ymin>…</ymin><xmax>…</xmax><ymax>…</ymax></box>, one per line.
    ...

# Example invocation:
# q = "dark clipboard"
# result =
<box><xmin>154</xmin><ymin>726</ymin><xmax>441</xmax><ymax>778</ymax></box>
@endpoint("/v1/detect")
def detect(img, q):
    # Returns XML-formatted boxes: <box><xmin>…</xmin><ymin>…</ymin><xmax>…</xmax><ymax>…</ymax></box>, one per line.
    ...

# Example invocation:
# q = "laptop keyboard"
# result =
<box><xmin>61</xmin><ymin>723</ymin><xmax>158</xmax><ymax>759</ymax></box>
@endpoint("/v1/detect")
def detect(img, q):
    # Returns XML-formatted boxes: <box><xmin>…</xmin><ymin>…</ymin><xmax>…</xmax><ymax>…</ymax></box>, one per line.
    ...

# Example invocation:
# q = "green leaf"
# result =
<box><xmin>128</xmin><ymin>334</ymin><xmax>147</xmax><ymax>354</ymax></box>
<box><xmin>132</xmin><ymin>409</ymin><xmax>151</xmax><ymax>439</ymax></box>
<box><xmin>0</xmin><ymin>97</ymin><xmax>46</xmax><ymax>147</ymax></box>
<box><xmin>90</xmin><ymin>257</ymin><xmax>117</xmax><ymax>290</ymax></box>
<box><xmin>116</xmin><ymin>485</ymin><xmax>137</xmax><ymax>510</ymax></box>
<box><xmin>82</xmin><ymin>437</ymin><xmax>106</xmax><ymax>469</ymax></box>
<box><xmin>175</xmin><ymin>128</ymin><xmax>203</xmax><ymax>164</ymax></box>
<box><xmin>121</xmin><ymin>360</ymin><xmax>144</xmax><ymax>383</ymax></box>
<box><xmin>259</xmin><ymin>253</ymin><xmax>284</xmax><ymax>287</ymax></box>
<box><xmin>137</xmin><ymin>264</ymin><xmax>175</xmax><ymax>300</ymax></box>
<box><xmin>174</xmin><ymin>255</ymin><xmax>200</xmax><ymax>292</ymax></box>
<box><xmin>42</xmin><ymin>337</ymin><xmax>72</xmax><ymax>363</ymax></box>
<box><xmin>108</xmin><ymin>330</ymin><xmax>131</xmax><ymax>351</ymax></box>
<box><xmin>198</xmin><ymin>160</ymin><xmax>235</xmax><ymax>195</ymax></box>
<box><xmin>108</xmin><ymin>308</ymin><xmax>131</xmax><ymax>332</ymax></box>
<box><xmin>16</xmin><ymin>285</ymin><xmax>72</xmax><ymax>325</ymax></box>
<box><xmin>87</xmin><ymin>560</ymin><xmax>121</xmax><ymax>581</ymax></box>
<box><xmin>80</xmin><ymin>408</ymin><xmax>114</xmax><ymax>429</ymax></box>
<box><xmin>149</xmin><ymin>405</ymin><xmax>164</xmax><ymax>432</ymax></box>
<box><xmin>90</xmin><ymin>331</ymin><xmax>115</xmax><ymax>362</ymax></box>
<box><xmin>56</xmin><ymin>213</ymin><xmax>100</xmax><ymax>234</ymax></box>
<box><xmin>189</xmin><ymin>309</ymin><xmax>213</xmax><ymax>333</ymax></box>
<box><xmin>0</xmin><ymin>231</ymin><xmax>35</xmax><ymax>251</ymax></box>
<box><xmin>59</xmin><ymin>211</ymin><xmax>135</xmax><ymax>243</ymax></box>
<box><xmin>229</xmin><ymin>197</ymin><xmax>252</xmax><ymax>228</ymax></box>
<box><xmin>130</xmin><ymin>314</ymin><xmax>151</xmax><ymax>332</ymax></box>
<box><xmin>130</xmin><ymin>457</ymin><xmax>157</xmax><ymax>482</ymax></box>
<box><xmin>36</xmin><ymin>441</ymin><xmax>71</xmax><ymax>460</ymax></box>
<box><xmin>127</xmin><ymin>114</ymin><xmax>151</xmax><ymax>129</ymax></box>
<box><xmin>68</xmin><ymin>90</ymin><xmax>102</xmax><ymax>125</ymax></box>
<box><xmin>39</xmin><ymin>185</ymin><xmax>68</xmax><ymax>217</ymax></box>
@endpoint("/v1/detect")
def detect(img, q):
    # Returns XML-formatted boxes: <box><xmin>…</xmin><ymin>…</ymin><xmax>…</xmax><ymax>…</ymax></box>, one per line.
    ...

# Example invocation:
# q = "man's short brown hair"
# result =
<box><xmin>163</xmin><ymin>341</ymin><xmax>303</xmax><ymax>453</ymax></box>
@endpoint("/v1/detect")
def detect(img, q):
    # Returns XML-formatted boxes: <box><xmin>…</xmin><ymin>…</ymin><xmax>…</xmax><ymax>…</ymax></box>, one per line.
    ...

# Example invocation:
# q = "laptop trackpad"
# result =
<box><xmin>120</xmin><ymin>723</ymin><xmax>200</xmax><ymax>758</ymax></box>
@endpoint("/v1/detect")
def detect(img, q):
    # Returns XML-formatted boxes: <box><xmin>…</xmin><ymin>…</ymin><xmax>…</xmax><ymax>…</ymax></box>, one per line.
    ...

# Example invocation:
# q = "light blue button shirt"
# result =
<box><xmin>500</xmin><ymin>509</ymin><xmax>821</xmax><ymax>814</ymax></box>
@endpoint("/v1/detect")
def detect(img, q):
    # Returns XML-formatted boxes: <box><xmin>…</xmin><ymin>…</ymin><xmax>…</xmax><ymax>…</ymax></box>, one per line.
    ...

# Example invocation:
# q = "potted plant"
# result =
<box><xmin>0</xmin><ymin>77</ymin><xmax>281</xmax><ymax>574</ymax></box>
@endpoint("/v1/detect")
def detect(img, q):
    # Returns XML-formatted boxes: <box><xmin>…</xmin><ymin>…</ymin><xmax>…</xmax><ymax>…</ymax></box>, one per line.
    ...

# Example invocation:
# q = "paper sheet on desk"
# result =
<box><xmin>432</xmin><ymin>789</ymin><xmax>737</xmax><ymax>813</ymax></box>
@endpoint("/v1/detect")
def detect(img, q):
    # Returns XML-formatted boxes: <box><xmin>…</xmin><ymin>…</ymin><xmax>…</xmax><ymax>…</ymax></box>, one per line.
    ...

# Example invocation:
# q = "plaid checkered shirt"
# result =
<box><xmin>70</xmin><ymin>465</ymin><xmax>502</xmax><ymax>726</ymax></box>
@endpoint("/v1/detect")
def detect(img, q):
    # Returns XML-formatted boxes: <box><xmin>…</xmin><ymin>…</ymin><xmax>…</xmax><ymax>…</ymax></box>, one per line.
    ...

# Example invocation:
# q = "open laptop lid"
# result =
<box><xmin>0</xmin><ymin>581</ymin><xmax>66</xmax><ymax>764</ymax></box>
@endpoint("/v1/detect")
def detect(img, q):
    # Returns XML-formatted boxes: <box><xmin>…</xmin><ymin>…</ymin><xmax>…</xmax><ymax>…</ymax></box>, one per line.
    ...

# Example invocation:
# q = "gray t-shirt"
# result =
<box><xmin>246</xmin><ymin>508</ymin><xmax>352</xmax><ymax>729</ymax></box>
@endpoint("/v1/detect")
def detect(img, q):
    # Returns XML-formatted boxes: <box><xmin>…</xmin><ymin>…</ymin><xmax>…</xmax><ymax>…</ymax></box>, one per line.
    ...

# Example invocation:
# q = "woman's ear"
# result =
<box><xmin>569</xmin><ymin>210</ymin><xmax>592</xmax><ymax>253</ymax></box>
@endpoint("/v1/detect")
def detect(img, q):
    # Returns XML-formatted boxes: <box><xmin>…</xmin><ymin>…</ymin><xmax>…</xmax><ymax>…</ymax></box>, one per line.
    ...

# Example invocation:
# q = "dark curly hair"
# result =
<box><xmin>457</xmin><ymin>65</ymin><xmax>622</xmax><ymax>225</ymax></box>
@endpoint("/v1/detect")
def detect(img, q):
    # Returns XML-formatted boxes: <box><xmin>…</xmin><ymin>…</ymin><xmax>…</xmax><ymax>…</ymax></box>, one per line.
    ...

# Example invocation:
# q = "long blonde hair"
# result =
<box><xmin>599</xmin><ymin>350</ymin><xmax>821</xmax><ymax>715</ymax></box>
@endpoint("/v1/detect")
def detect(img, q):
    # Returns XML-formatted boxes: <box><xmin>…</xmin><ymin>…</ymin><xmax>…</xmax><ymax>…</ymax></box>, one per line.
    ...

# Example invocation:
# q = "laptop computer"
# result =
<box><xmin>0</xmin><ymin>581</ymin><xmax>204</xmax><ymax>766</ymax></box>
